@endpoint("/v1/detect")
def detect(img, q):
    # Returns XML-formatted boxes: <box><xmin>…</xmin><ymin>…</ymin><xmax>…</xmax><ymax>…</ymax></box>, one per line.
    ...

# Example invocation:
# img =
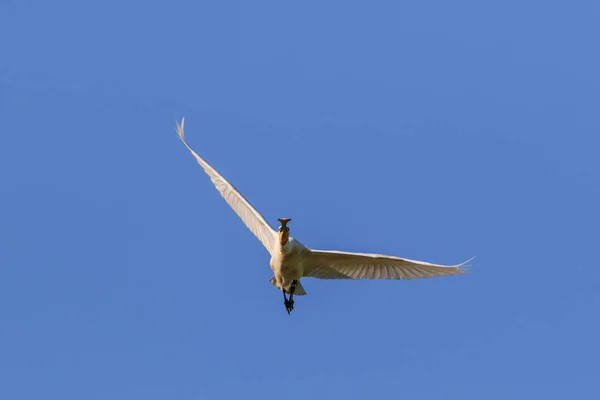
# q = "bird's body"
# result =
<box><xmin>270</xmin><ymin>237</ymin><xmax>308</xmax><ymax>294</ymax></box>
<box><xmin>176</xmin><ymin>118</ymin><xmax>471</xmax><ymax>314</ymax></box>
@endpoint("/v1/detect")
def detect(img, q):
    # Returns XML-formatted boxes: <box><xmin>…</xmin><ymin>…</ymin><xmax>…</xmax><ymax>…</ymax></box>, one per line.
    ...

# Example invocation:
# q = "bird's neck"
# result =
<box><xmin>279</xmin><ymin>239</ymin><xmax>292</xmax><ymax>254</ymax></box>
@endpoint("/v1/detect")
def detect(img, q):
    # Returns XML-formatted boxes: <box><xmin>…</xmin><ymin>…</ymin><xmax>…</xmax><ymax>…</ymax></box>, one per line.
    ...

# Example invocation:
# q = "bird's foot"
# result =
<box><xmin>284</xmin><ymin>299</ymin><xmax>294</xmax><ymax>315</ymax></box>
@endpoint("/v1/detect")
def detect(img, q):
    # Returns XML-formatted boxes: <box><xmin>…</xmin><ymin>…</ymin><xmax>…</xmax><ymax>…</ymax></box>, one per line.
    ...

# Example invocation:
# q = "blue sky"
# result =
<box><xmin>1</xmin><ymin>1</ymin><xmax>599</xmax><ymax>398</ymax></box>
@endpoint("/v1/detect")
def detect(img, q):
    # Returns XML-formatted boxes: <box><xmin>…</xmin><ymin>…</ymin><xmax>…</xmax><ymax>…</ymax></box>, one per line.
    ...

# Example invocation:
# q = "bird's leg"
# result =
<box><xmin>288</xmin><ymin>280</ymin><xmax>297</xmax><ymax>304</ymax></box>
<box><xmin>283</xmin><ymin>286</ymin><xmax>295</xmax><ymax>315</ymax></box>
<box><xmin>284</xmin><ymin>280</ymin><xmax>298</xmax><ymax>315</ymax></box>
<box><xmin>282</xmin><ymin>289</ymin><xmax>291</xmax><ymax>314</ymax></box>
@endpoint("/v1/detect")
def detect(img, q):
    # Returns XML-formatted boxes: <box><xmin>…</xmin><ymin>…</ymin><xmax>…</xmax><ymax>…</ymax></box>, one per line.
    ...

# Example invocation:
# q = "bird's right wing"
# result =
<box><xmin>176</xmin><ymin>118</ymin><xmax>277</xmax><ymax>255</ymax></box>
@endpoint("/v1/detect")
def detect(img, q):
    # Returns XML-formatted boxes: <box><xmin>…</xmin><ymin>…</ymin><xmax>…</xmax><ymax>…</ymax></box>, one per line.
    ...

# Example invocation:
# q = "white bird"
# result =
<box><xmin>176</xmin><ymin>118</ymin><xmax>470</xmax><ymax>314</ymax></box>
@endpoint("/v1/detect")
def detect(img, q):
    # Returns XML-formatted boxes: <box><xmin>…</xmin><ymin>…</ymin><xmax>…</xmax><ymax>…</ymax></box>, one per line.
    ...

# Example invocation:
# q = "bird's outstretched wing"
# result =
<box><xmin>304</xmin><ymin>249</ymin><xmax>470</xmax><ymax>280</ymax></box>
<box><xmin>176</xmin><ymin>118</ymin><xmax>277</xmax><ymax>254</ymax></box>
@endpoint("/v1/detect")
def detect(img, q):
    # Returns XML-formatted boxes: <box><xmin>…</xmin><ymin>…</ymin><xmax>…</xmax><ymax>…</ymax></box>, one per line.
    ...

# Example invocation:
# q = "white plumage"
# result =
<box><xmin>176</xmin><ymin>118</ymin><xmax>470</xmax><ymax>313</ymax></box>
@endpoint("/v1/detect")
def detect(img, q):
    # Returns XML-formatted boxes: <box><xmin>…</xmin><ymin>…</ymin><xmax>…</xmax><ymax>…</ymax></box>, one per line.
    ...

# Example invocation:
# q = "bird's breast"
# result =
<box><xmin>270</xmin><ymin>239</ymin><xmax>306</xmax><ymax>285</ymax></box>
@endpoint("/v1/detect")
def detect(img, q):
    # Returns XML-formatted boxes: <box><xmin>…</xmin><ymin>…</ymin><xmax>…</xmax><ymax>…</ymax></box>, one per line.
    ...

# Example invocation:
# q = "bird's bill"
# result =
<box><xmin>278</xmin><ymin>217</ymin><xmax>291</xmax><ymax>227</ymax></box>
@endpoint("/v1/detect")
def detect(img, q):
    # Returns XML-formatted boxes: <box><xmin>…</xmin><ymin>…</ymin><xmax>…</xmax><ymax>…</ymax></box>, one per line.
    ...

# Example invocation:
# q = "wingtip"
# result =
<box><xmin>456</xmin><ymin>256</ymin><xmax>475</xmax><ymax>273</ymax></box>
<box><xmin>176</xmin><ymin>117</ymin><xmax>186</xmax><ymax>141</ymax></box>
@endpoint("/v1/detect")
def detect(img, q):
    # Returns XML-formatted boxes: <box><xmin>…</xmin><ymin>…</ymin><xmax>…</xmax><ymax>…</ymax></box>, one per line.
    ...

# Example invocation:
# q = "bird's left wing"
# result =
<box><xmin>304</xmin><ymin>249</ymin><xmax>470</xmax><ymax>280</ymax></box>
<box><xmin>176</xmin><ymin>118</ymin><xmax>277</xmax><ymax>255</ymax></box>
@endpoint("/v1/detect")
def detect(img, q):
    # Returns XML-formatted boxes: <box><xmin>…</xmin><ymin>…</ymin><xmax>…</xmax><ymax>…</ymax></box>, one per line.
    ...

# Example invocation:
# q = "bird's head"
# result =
<box><xmin>278</xmin><ymin>218</ymin><xmax>291</xmax><ymax>246</ymax></box>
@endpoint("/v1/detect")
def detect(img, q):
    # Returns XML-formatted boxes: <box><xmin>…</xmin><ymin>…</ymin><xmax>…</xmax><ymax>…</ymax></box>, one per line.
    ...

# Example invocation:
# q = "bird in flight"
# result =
<box><xmin>176</xmin><ymin>118</ymin><xmax>470</xmax><ymax>314</ymax></box>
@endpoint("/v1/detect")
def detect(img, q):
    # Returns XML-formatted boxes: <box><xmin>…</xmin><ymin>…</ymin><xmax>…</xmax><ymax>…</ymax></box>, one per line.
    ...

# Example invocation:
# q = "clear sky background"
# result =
<box><xmin>1</xmin><ymin>1</ymin><xmax>599</xmax><ymax>399</ymax></box>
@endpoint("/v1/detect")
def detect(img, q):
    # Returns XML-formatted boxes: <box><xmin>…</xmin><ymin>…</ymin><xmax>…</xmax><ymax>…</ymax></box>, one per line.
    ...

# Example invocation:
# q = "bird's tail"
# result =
<box><xmin>294</xmin><ymin>281</ymin><xmax>307</xmax><ymax>296</ymax></box>
<box><xmin>269</xmin><ymin>276</ymin><xmax>307</xmax><ymax>296</ymax></box>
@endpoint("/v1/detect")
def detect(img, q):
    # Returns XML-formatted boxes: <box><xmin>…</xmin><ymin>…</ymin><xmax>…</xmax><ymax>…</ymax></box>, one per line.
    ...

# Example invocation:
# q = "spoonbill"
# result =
<box><xmin>176</xmin><ymin>118</ymin><xmax>469</xmax><ymax>314</ymax></box>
